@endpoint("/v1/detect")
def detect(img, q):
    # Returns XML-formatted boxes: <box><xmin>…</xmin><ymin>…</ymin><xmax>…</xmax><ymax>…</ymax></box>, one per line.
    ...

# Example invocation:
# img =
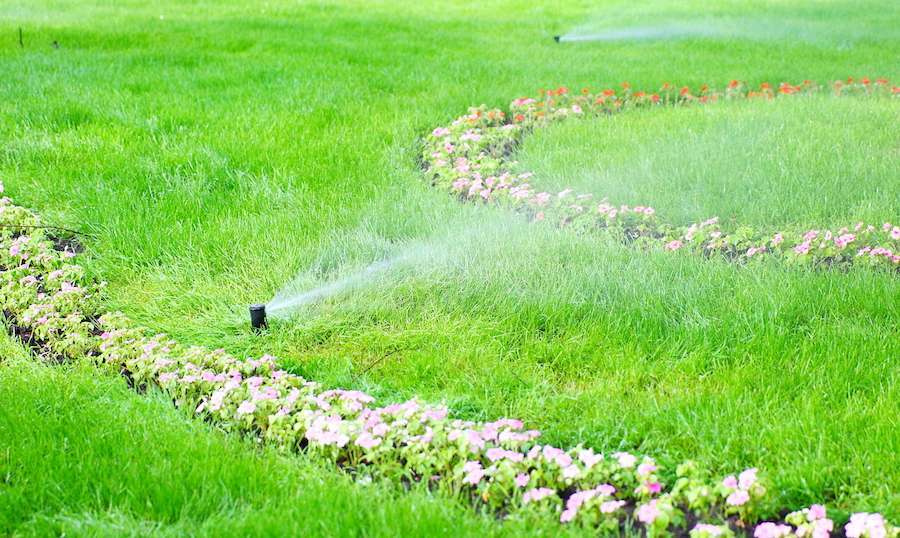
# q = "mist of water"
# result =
<box><xmin>266</xmin><ymin>257</ymin><xmax>399</xmax><ymax>317</ymax></box>
<box><xmin>554</xmin><ymin>13</ymin><xmax>888</xmax><ymax>46</ymax></box>
<box><xmin>262</xmin><ymin>212</ymin><xmax>535</xmax><ymax>320</ymax></box>
<box><xmin>557</xmin><ymin>22</ymin><xmax>723</xmax><ymax>43</ymax></box>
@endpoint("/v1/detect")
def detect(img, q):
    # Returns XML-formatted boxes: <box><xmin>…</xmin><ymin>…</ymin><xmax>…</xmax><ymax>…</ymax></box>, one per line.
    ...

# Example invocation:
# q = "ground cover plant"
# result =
<box><xmin>1</xmin><ymin>0</ymin><xmax>899</xmax><ymax>535</ymax></box>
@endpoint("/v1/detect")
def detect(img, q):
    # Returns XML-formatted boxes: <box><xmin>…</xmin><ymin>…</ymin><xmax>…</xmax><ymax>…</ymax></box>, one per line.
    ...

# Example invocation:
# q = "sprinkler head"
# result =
<box><xmin>249</xmin><ymin>304</ymin><xmax>267</xmax><ymax>331</ymax></box>
<box><xmin>553</xmin><ymin>35</ymin><xmax>561</xmax><ymax>43</ymax></box>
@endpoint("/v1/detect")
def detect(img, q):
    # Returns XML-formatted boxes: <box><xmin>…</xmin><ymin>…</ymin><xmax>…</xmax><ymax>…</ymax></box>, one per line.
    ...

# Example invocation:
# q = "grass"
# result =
<box><xmin>516</xmin><ymin>96</ymin><xmax>900</xmax><ymax>227</ymax></box>
<box><xmin>0</xmin><ymin>334</ymin><xmax>577</xmax><ymax>537</ymax></box>
<box><xmin>0</xmin><ymin>0</ymin><xmax>899</xmax><ymax>533</ymax></box>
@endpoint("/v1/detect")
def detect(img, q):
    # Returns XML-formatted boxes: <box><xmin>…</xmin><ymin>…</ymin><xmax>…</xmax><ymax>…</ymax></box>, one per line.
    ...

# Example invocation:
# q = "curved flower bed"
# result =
<box><xmin>0</xmin><ymin>186</ymin><xmax>897</xmax><ymax>536</ymax></box>
<box><xmin>420</xmin><ymin>78</ymin><xmax>900</xmax><ymax>271</ymax></box>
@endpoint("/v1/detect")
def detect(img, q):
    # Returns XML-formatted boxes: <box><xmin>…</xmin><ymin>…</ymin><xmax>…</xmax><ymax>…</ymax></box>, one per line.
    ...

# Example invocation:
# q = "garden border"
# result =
<box><xmin>419</xmin><ymin>78</ymin><xmax>899</xmax><ymax>271</ymax></box>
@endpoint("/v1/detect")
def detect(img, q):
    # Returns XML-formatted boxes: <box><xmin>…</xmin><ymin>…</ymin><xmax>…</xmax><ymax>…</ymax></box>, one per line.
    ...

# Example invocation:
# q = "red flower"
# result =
<box><xmin>650</xmin><ymin>94</ymin><xmax>660</xmax><ymax>103</ymax></box>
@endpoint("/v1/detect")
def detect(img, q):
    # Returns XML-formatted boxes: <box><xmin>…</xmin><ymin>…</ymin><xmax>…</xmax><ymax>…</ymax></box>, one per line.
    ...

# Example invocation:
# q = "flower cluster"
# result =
<box><xmin>0</xmin><ymin>187</ymin><xmax>897</xmax><ymax>535</ymax></box>
<box><xmin>421</xmin><ymin>78</ymin><xmax>899</xmax><ymax>271</ymax></box>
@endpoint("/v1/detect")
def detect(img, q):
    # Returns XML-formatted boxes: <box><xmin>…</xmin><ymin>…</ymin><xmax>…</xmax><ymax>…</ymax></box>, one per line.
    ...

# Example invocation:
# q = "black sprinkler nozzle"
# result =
<box><xmin>553</xmin><ymin>35</ymin><xmax>561</xmax><ymax>43</ymax></box>
<box><xmin>249</xmin><ymin>304</ymin><xmax>267</xmax><ymax>331</ymax></box>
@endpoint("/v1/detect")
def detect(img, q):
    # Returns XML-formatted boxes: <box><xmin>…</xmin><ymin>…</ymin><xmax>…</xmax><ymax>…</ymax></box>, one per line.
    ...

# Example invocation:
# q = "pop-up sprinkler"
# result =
<box><xmin>553</xmin><ymin>35</ymin><xmax>561</xmax><ymax>43</ymax></box>
<box><xmin>249</xmin><ymin>303</ymin><xmax>267</xmax><ymax>331</ymax></box>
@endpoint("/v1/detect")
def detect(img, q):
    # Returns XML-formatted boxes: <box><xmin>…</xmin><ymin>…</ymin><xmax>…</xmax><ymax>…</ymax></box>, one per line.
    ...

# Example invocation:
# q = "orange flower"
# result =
<box><xmin>621</xmin><ymin>81</ymin><xmax>630</xmax><ymax>89</ymax></box>
<box><xmin>650</xmin><ymin>94</ymin><xmax>660</xmax><ymax>103</ymax></box>
<box><xmin>728</xmin><ymin>80</ymin><xmax>740</xmax><ymax>89</ymax></box>
<box><xmin>862</xmin><ymin>77</ymin><xmax>871</xmax><ymax>85</ymax></box>
<box><xmin>876</xmin><ymin>78</ymin><xmax>888</xmax><ymax>85</ymax></box>
<box><xmin>679</xmin><ymin>86</ymin><xmax>691</xmax><ymax>97</ymax></box>
<box><xmin>514</xmin><ymin>113</ymin><xmax>525</xmax><ymax>122</ymax></box>
<box><xmin>760</xmin><ymin>82</ymin><xmax>771</xmax><ymax>90</ymax></box>
<box><xmin>581</xmin><ymin>87</ymin><xmax>590</xmax><ymax>95</ymax></box>
<box><xmin>602</xmin><ymin>89</ymin><xmax>615</xmax><ymax>97</ymax></box>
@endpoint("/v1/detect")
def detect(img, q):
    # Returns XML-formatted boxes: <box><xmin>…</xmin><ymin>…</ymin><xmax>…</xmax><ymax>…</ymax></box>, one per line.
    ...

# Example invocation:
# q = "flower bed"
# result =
<box><xmin>420</xmin><ymin>78</ymin><xmax>900</xmax><ymax>271</ymax></box>
<box><xmin>0</xmin><ymin>185</ymin><xmax>896</xmax><ymax>536</ymax></box>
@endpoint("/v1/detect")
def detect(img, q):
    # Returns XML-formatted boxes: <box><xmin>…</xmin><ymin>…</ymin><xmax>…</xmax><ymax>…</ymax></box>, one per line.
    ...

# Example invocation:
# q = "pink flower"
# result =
<box><xmin>578</xmin><ymin>449</ymin><xmax>603</xmax><ymax>468</ymax></box>
<box><xmin>462</xmin><ymin>461</ymin><xmax>484</xmax><ymax>485</ymax></box>
<box><xmin>522</xmin><ymin>487</ymin><xmax>555</xmax><ymax>504</ymax></box>
<box><xmin>562</xmin><ymin>465</ymin><xmax>580</xmax><ymax>479</ymax></box>
<box><xmin>614</xmin><ymin>451</ymin><xmax>637</xmax><ymax>468</ymax></box>
<box><xmin>560</xmin><ymin>508</ymin><xmax>577</xmax><ymax>523</ymax></box>
<box><xmin>571</xmin><ymin>104</ymin><xmax>583</xmax><ymax>114</ymax></box>
<box><xmin>772</xmin><ymin>233</ymin><xmax>784</xmax><ymax>246</ymax></box>
<box><xmin>637</xmin><ymin>500</ymin><xmax>660</xmax><ymax>524</ymax></box>
<box><xmin>596</xmin><ymin>484</ymin><xmax>616</xmax><ymax>496</ymax></box>
<box><xmin>845</xmin><ymin>513</ymin><xmax>887</xmax><ymax>538</ymax></box>
<box><xmin>726</xmin><ymin>490</ymin><xmax>750</xmax><ymax>506</ymax></box>
<box><xmin>432</xmin><ymin>127</ymin><xmax>450</xmax><ymax>137</ymax></box>
<box><xmin>601</xmin><ymin>500</ymin><xmax>626</xmax><ymax>513</ymax></box>
<box><xmin>835</xmin><ymin>233</ymin><xmax>856</xmax><ymax>248</ymax></box>
<box><xmin>891</xmin><ymin>226</ymin><xmax>900</xmax><ymax>240</ymax></box>
<box><xmin>808</xmin><ymin>504</ymin><xmax>827</xmax><ymax>521</ymax></box>
<box><xmin>637</xmin><ymin>462</ymin><xmax>657</xmax><ymax>476</ymax></box>
<box><xmin>794</xmin><ymin>241</ymin><xmax>811</xmax><ymax>255</ymax></box>
<box><xmin>355</xmin><ymin>433</ymin><xmax>381</xmax><ymax>449</ymax></box>
<box><xmin>738</xmin><ymin>468</ymin><xmax>758</xmax><ymax>489</ymax></box>
<box><xmin>515</xmin><ymin>473</ymin><xmax>530</xmax><ymax>487</ymax></box>
<box><xmin>236</xmin><ymin>401</ymin><xmax>256</xmax><ymax>416</ymax></box>
<box><xmin>665</xmin><ymin>240</ymin><xmax>683</xmax><ymax>251</ymax></box>
<box><xmin>754</xmin><ymin>522</ymin><xmax>792</xmax><ymax>538</ymax></box>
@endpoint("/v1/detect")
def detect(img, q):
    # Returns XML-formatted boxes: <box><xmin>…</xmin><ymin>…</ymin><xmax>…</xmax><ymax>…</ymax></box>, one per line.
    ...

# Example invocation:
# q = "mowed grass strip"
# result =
<box><xmin>0</xmin><ymin>0</ymin><xmax>898</xmax><ymax>526</ymax></box>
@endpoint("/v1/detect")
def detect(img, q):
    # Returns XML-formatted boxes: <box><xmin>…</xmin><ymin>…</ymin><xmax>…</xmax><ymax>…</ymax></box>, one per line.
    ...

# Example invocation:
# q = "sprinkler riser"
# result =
<box><xmin>249</xmin><ymin>304</ymin><xmax>267</xmax><ymax>331</ymax></box>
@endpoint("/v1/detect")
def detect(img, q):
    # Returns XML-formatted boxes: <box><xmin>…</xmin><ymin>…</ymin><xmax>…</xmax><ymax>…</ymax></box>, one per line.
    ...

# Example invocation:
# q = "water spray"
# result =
<box><xmin>249</xmin><ymin>303</ymin><xmax>268</xmax><ymax>331</ymax></box>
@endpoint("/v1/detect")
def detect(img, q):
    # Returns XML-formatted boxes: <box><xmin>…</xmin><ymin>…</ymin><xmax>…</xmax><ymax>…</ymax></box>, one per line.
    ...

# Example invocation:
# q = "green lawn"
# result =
<box><xmin>1</xmin><ymin>0</ymin><xmax>898</xmax><ymax>534</ymax></box>
<box><xmin>517</xmin><ymin>96</ymin><xmax>900</xmax><ymax>227</ymax></box>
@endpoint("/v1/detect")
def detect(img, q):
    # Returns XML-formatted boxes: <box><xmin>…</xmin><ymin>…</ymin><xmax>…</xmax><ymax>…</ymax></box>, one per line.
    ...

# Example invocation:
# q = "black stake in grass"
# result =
<box><xmin>249</xmin><ymin>304</ymin><xmax>267</xmax><ymax>332</ymax></box>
